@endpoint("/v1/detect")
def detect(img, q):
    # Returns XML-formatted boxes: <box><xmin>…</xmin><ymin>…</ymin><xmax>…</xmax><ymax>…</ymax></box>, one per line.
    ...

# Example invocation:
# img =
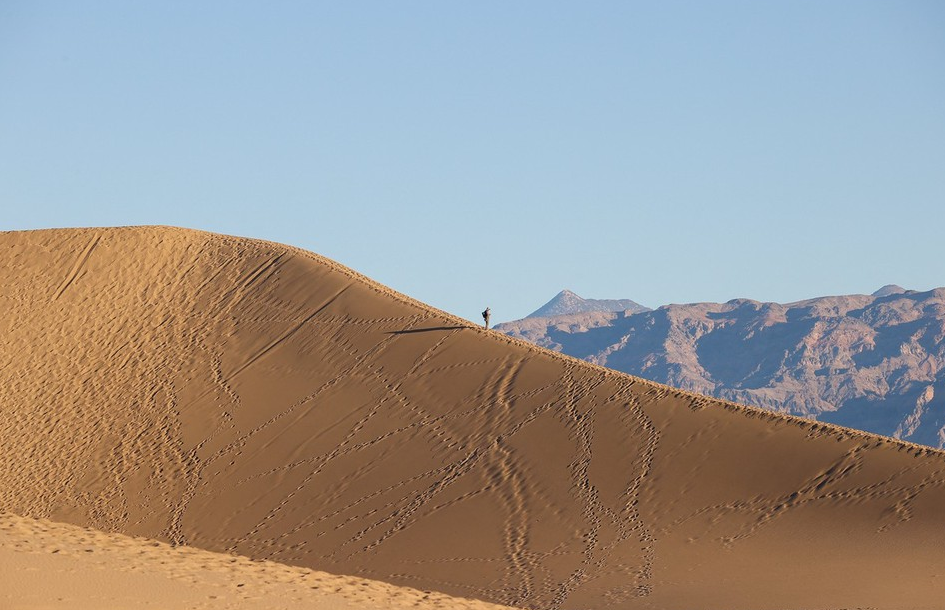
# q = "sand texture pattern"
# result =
<box><xmin>1</xmin><ymin>226</ymin><xmax>944</xmax><ymax>609</ymax></box>
<box><xmin>0</xmin><ymin>512</ymin><xmax>515</xmax><ymax>610</ymax></box>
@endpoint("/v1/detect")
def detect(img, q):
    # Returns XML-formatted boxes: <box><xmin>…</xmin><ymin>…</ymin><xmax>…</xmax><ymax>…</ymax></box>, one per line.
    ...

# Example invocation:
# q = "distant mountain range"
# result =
<box><xmin>498</xmin><ymin>284</ymin><xmax>945</xmax><ymax>448</ymax></box>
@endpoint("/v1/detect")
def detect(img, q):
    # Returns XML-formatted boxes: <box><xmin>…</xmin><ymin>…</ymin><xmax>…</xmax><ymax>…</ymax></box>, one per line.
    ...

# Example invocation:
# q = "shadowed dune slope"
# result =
<box><xmin>1</xmin><ymin>226</ymin><xmax>944</xmax><ymax>610</ymax></box>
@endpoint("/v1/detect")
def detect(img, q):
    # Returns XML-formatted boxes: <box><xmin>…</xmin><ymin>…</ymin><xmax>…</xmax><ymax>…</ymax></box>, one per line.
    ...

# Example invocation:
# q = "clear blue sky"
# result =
<box><xmin>2</xmin><ymin>2</ymin><xmax>943</xmax><ymax>322</ymax></box>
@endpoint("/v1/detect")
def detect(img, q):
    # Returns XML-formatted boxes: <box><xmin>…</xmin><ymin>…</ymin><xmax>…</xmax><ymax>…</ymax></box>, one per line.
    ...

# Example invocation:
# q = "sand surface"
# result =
<box><xmin>0</xmin><ymin>512</ymin><xmax>513</xmax><ymax>610</ymax></box>
<box><xmin>1</xmin><ymin>226</ymin><xmax>944</xmax><ymax>609</ymax></box>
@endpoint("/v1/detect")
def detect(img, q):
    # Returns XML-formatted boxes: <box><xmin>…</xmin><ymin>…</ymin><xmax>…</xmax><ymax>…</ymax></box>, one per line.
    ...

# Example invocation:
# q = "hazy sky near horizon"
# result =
<box><xmin>2</xmin><ymin>2</ymin><xmax>943</xmax><ymax>322</ymax></box>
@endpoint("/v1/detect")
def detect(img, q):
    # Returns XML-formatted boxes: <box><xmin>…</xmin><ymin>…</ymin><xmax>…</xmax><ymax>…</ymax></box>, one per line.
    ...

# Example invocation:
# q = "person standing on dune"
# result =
<box><xmin>482</xmin><ymin>307</ymin><xmax>491</xmax><ymax>329</ymax></box>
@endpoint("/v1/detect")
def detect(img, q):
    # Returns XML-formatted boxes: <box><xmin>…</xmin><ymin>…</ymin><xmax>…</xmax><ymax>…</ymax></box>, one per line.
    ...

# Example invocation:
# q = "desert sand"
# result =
<box><xmin>1</xmin><ymin>226</ymin><xmax>943</xmax><ymax>609</ymax></box>
<box><xmin>0</xmin><ymin>512</ymin><xmax>514</xmax><ymax>610</ymax></box>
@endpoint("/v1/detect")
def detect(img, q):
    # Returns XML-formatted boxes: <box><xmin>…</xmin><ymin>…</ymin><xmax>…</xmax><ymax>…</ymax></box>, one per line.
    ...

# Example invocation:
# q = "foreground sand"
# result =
<box><xmin>1</xmin><ymin>226</ymin><xmax>944</xmax><ymax>609</ymax></box>
<box><xmin>0</xmin><ymin>512</ymin><xmax>513</xmax><ymax>610</ymax></box>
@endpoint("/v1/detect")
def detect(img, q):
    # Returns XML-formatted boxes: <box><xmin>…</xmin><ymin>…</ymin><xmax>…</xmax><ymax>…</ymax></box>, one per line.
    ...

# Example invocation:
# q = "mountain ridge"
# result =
<box><xmin>498</xmin><ymin>287</ymin><xmax>945</xmax><ymax>448</ymax></box>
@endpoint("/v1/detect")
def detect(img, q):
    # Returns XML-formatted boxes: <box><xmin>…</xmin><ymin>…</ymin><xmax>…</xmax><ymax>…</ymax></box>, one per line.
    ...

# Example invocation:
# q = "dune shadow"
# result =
<box><xmin>388</xmin><ymin>326</ymin><xmax>468</xmax><ymax>335</ymax></box>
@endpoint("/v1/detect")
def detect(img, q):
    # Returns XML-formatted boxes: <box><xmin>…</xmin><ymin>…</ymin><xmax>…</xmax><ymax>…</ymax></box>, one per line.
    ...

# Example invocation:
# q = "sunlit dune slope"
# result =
<box><xmin>0</xmin><ymin>512</ymin><xmax>515</xmax><ymax>610</ymax></box>
<box><xmin>1</xmin><ymin>226</ymin><xmax>943</xmax><ymax>610</ymax></box>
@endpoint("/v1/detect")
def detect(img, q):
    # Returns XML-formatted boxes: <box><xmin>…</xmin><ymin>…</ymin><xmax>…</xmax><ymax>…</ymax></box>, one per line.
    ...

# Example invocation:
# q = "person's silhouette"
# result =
<box><xmin>482</xmin><ymin>307</ymin><xmax>491</xmax><ymax>329</ymax></box>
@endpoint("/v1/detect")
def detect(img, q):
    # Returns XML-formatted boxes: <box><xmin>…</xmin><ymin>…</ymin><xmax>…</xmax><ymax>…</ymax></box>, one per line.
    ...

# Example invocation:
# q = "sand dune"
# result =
<box><xmin>0</xmin><ymin>512</ymin><xmax>514</xmax><ymax>610</ymax></box>
<box><xmin>1</xmin><ymin>226</ymin><xmax>944</xmax><ymax>609</ymax></box>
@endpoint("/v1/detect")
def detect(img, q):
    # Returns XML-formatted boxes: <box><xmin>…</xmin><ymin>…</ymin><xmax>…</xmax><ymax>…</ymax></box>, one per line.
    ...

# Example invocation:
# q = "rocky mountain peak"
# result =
<box><xmin>527</xmin><ymin>290</ymin><xmax>650</xmax><ymax>318</ymax></box>
<box><xmin>872</xmin><ymin>284</ymin><xmax>907</xmax><ymax>297</ymax></box>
